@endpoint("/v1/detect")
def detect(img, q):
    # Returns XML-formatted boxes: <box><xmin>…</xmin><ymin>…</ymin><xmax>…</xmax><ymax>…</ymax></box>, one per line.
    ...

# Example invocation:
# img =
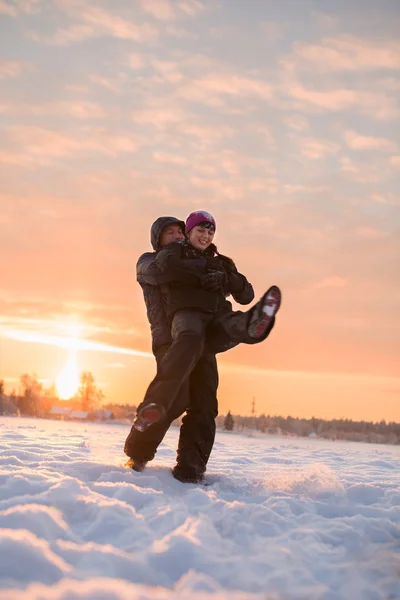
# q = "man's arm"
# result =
<box><xmin>137</xmin><ymin>252</ymin><xmax>176</xmax><ymax>286</ymax></box>
<box><xmin>137</xmin><ymin>246</ymin><xmax>203</xmax><ymax>287</ymax></box>
<box><xmin>155</xmin><ymin>242</ymin><xmax>204</xmax><ymax>285</ymax></box>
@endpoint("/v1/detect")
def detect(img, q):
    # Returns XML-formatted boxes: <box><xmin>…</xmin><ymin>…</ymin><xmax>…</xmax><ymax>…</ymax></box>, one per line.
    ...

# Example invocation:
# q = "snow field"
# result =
<box><xmin>0</xmin><ymin>417</ymin><xmax>399</xmax><ymax>600</ymax></box>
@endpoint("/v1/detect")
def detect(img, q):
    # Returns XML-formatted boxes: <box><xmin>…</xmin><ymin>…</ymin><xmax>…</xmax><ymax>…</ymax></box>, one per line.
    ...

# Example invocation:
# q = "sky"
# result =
<box><xmin>0</xmin><ymin>0</ymin><xmax>399</xmax><ymax>421</ymax></box>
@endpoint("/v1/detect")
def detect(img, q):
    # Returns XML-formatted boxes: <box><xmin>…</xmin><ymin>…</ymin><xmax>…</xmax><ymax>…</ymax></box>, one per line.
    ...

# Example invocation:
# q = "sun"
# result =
<box><xmin>56</xmin><ymin>353</ymin><xmax>80</xmax><ymax>400</ymax></box>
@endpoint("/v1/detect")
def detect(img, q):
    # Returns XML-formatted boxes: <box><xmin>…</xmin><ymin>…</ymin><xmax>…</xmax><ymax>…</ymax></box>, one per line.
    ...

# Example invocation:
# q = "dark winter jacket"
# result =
<box><xmin>137</xmin><ymin>217</ymin><xmax>186</xmax><ymax>352</ymax></box>
<box><xmin>155</xmin><ymin>240</ymin><xmax>254</xmax><ymax>317</ymax></box>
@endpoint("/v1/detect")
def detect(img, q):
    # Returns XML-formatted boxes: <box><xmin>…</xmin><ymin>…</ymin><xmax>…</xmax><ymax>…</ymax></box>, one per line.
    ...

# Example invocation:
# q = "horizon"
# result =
<box><xmin>1</xmin><ymin>0</ymin><xmax>399</xmax><ymax>422</ymax></box>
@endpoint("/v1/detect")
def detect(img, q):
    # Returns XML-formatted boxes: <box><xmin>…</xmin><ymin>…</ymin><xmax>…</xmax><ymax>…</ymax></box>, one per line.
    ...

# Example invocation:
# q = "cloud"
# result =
<box><xmin>153</xmin><ymin>151</ymin><xmax>188</xmax><ymax>165</ymax></box>
<box><xmin>89</xmin><ymin>74</ymin><xmax>123</xmax><ymax>93</ymax></box>
<box><xmin>280</xmin><ymin>36</ymin><xmax>400</xmax><ymax>120</ymax></box>
<box><xmin>390</xmin><ymin>155</ymin><xmax>400</xmax><ymax>167</ymax></box>
<box><xmin>340</xmin><ymin>156</ymin><xmax>384</xmax><ymax>183</ymax></box>
<box><xmin>0</xmin><ymin>0</ymin><xmax>41</xmax><ymax>16</ymax></box>
<box><xmin>132</xmin><ymin>103</ymin><xmax>190</xmax><ymax>128</ymax></box>
<box><xmin>285</xmin><ymin>82</ymin><xmax>399</xmax><ymax>119</ymax></box>
<box><xmin>344</xmin><ymin>130</ymin><xmax>397</xmax><ymax>152</ymax></box>
<box><xmin>1</xmin><ymin>326</ymin><xmax>151</xmax><ymax>356</ymax></box>
<box><xmin>4</xmin><ymin>126</ymin><xmax>140</xmax><ymax>162</ymax></box>
<box><xmin>354</xmin><ymin>226</ymin><xmax>389</xmax><ymax>240</ymax></box>
<box><xmin>175</xmin><ymin>72</ymin><xmax>274</xmax><ymax>109</ymax></box>
<box><xmin>293</xmin><ymin>35</ymin><xmax>400</xmax><ymax>71</ymax></box>
<box><xmin>1</xmin><ymin>100</ymin><xmax>109</xmax><ymax>119</ymax></box>
<box><xmin>152</xmin><ymin>59</ymin><xmax>183</xmax><ymax>83</ymax></box>
<box><xmin>178</xmin><ymin>0</ymin><xmax>206</xmax><ymax>17</ymax></box>
<box><xmin>35</xmin><ymin>5</ymin><xmax>158</xmax><ymax>45</ymax></box>
<box><xmin>299</xmin><ymin>138</ymin><xmax>340</xmax><ymax>159</ymax></box>
<box><xmin>137</xmin><ymin>0</ymin><xmax>176</xmax><ymax>21</ymax></box>
<box><xmin>283</xmin><ymin>114</ymin><xmax>309</xmax><ymax>132</ymax></box>
<box><xmin>0</xmin><ymin>59</ymin><xmax>31</xmax><ymax>79</ymax></box>
<box><xmin>127</xmin><ymin>53</ymin><xmax>147</xmax><ymax>70</ymax></box>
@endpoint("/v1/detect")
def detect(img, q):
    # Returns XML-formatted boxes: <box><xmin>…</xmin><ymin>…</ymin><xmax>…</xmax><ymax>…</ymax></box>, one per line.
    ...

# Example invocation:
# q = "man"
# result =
<box><xmin>133</xmin><ymin>211</ymin><xmax>280</xmax><ymax>439</ymax></box>
<box><xmin>124</xmin><ymin>217</ymin><xmax>220</xmax><ymax>483</ymax></box>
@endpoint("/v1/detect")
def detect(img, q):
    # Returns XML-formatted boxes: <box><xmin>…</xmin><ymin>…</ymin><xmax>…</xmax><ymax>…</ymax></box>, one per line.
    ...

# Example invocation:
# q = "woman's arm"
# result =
<box><xmin>220</xmin><ymin>256</ymin><xmax>255</xmax><ymax>304</ymax></box>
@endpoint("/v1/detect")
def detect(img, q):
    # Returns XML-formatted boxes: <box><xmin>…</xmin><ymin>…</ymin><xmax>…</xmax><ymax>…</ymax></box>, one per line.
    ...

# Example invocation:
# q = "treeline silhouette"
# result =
<box><xmin>0</xmin><ymin>372</ymin><xmax>104</xmax><ymax>417</ymax></box>
<box><xmin>216</xmin><ymin>413</ymin><xmax>400</xmax><ymax>445</ymax></box>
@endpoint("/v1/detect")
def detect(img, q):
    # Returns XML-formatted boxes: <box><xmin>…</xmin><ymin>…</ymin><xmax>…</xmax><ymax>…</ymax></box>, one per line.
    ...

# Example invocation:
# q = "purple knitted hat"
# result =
<box><xmin>185</xmin><ymin>210</ymin><xmax>216</xmax><ymax>234</ymax></box>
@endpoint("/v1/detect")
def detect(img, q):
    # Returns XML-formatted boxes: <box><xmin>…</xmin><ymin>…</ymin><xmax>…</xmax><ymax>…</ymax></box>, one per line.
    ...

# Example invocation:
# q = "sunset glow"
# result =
<box><xmin>56</xmin><ymin>353</ymin><xmax>80</xmax><ymax>400</ymax></box>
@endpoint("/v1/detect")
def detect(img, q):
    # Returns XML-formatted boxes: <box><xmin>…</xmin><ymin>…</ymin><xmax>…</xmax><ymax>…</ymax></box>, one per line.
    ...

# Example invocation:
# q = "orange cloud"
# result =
<box><xmin>390</xmin><ymin>156</ymin><xmax>400</xmax><ymax>167</ymax></box>
<box><xmin>293</xmin><ymin>35</ymin><xmax>400</xmax><ymax>71</ymax></box>
<box><xmin>283</xmin><ymin>114</ymin><xmax>309</xmax><ymax>132</ymax></box>
<box><xmin>286</xmin><ymin>83</ymin><xmax>398</xmax><ymax>119</ymax></box>
<box><xmin>36</xmin><ymin>4</ymin><xmax>158</xmax><ymax>45</ymax></box>
<box><xmin>0</xmin><ymin>59</ymin><xmax>31</xmax><ymax>78</ymax></box>
<box><xmin>181</xmin><ymin>73</ymin><xmax>273</xmax><ymax>101</ymax></box>
<box><xmin>299</xmin><ymin>138</ymin><xmax>340</xmax><ymax>159</ymax></box>
<box><xmin>340</xmin><ymin>156</ymin><xmax>385</xmax><ymax>183</ymax></box>
<box><xmin>1</xmin><ymin>100</ymin><xmax>109</xmax><ymax>119</ymax></box>
<box><xmin>5</xmin><ymin>126</ymin><xmax>140</xmax><ymax>161</ymax></box>
<box><xmin>344</xmin><ymin>130</ymin><xmax>397</xmax><ymax>153</ymax></box>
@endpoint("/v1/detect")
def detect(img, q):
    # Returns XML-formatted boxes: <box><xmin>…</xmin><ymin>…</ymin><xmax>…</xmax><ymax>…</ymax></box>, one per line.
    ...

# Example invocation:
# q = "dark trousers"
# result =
<box><xmin>142</xmin><ymin>307</ymin><xmax>274</xmax><ymax>414</ymax></box>
<box><xmin>124</xmin><ymin>345</ymin><xmax>218</xmax><ymax>475</ymax></box>
<box><xmin>124</xmin><ymin>305</ymin><xmax>274</xmax><ymax>475</ymax></box>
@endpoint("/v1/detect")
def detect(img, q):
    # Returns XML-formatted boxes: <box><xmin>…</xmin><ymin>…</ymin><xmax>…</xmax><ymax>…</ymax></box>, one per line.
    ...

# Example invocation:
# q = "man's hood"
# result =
<box><xmin>150</xmin><ymin>216</ymin><xmax>185</xmax><ymax>251</ymax></box>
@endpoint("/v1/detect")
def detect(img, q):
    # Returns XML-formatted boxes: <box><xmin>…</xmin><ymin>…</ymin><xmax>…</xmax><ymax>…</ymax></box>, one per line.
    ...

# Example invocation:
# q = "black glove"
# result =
<box><xmin>199</xmin><ymin>270</ymin><xmax>226</xmax><ymax>292</ymax></box>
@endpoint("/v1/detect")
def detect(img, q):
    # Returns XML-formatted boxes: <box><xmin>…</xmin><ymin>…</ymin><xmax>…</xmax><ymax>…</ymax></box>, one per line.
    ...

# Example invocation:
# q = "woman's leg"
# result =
<box><xmin>209</xmin><ymin>285</ymin><xmax>281</xmax><ymax>349</ymax></box>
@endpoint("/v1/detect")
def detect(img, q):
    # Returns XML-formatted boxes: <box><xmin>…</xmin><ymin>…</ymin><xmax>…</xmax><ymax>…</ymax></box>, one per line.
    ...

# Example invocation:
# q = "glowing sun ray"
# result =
<box><xmin>56</xmin><ymin>353</ymin><xmax>80</xmax><ymax>400</ymax></box>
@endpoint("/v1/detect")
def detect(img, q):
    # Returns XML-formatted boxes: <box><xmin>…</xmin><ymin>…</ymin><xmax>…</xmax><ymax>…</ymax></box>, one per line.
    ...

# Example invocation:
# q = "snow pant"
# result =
<box><xmin>141</xmin><ymin>306</ymin><xmax>275</xmax><ymax>416</ymax></box>
<box><xmin>124</xmin><ymin>344</ymin><xmax>218</xmax><ymax>476</ymax></box>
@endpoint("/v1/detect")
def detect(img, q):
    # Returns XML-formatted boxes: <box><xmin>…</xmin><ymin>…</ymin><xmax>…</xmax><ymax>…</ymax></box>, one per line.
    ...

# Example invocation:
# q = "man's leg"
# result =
<box><xmin>124</xmin><ymin>344</ymin><xmax>190</xmax><ymax>466</ymax></box>
<box><xmin>173</xmin><ymin>353</ymin><xmax>219</xmax><ymax>483</ymax></box>
<box><xmin>134</xmin><ymin>310</ymin><xmax>212</xmax><ymax>430</ymax></box>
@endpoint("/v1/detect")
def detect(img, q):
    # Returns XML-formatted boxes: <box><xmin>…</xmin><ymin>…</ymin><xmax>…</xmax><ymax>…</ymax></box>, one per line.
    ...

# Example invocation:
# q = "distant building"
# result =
<box><xmin>0</xmin><ymin>395</ymin><xmax>19</xmax><ymax>416</ymax></box>
<box><xmin>91</xmin><ymin>409</ymin><xmax>115</xmax><ymax>421</ymax></box>
<box><xmin>48</xmin><ymin>406</ymin><xmax>70</xmax><ymax>419</ymax></box>
<box><xmin>69</xmin><ymin>410</ymin><xmax>89</xmax><ymax>421</ymax></box>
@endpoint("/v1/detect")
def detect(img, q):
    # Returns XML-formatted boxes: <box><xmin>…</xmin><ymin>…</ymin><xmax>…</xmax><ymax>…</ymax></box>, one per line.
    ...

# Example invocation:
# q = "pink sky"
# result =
<box><xmin>1</xmin><ymin>0</ymin><xmax>399</xmax><ymax>420</ymax></box>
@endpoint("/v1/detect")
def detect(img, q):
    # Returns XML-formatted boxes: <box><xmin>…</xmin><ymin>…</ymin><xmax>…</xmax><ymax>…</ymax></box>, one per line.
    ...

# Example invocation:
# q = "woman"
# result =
<box><xmin>134</xmin><ymin>211</ymin><xmax>281</xmax><ymax>458</ymax></box>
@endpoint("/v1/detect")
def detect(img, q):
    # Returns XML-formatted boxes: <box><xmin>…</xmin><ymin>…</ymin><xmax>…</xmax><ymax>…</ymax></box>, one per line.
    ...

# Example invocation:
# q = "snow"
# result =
<box><xmin>0</xmin><ymin>417</ymin><xmax>399</xmax><ymax>600</ymax></box>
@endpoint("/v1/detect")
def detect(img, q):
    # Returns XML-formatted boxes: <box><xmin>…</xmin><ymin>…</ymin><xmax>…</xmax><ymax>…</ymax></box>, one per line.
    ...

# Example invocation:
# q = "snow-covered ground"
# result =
<box><xmin>0</xmin><ymin>417</ymin><xmax>399</xmax><ymax>600</ymax></box>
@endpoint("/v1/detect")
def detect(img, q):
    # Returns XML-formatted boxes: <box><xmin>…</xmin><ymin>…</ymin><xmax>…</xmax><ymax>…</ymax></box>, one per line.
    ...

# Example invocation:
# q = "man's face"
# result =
<box><xmin>159</xmin><ymin>223</ymin><xmax>185</xmax><ymax>247</ymax></box>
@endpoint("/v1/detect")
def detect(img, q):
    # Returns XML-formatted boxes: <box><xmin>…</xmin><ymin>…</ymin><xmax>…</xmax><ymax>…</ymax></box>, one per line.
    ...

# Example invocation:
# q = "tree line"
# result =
<box><xmin>218</xmin><ymin>412</ymin><xmax>400</xmax><ymax>445</ymax></box>
<box><xmin>0</xmin><ymin>373</ymin><xmax>104</xmax><ymax>417</ymax></box>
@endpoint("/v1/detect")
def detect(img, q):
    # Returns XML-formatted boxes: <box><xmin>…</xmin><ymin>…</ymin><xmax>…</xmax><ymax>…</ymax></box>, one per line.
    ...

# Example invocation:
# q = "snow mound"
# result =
<box><xmin>265</xmin><ymin>463</ymin><xmax>344</xmax><ymax>498</ymax></box>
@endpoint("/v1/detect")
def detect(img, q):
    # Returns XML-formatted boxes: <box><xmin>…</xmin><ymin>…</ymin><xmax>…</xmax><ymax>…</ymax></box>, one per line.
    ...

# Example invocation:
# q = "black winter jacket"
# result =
<box><xmin>155</xmin><ymin>240</ymin><xmax>254</xmax><ymax>317</ymax></box>
<box><xmin>137</xmin><ymin>216</ymin><xmax>185</xmax><ymax>352</ymax></box>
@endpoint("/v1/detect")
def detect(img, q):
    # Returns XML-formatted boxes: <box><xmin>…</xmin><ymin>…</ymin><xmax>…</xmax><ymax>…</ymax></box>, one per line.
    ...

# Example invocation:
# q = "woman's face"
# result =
<box><xmin>188</xmin><ymin>225</ymin><xmax>215</xmax><ymax>250</ymax></box>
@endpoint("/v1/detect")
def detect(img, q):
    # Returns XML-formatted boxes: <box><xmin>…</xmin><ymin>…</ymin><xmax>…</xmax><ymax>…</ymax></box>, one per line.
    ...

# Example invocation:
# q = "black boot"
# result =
<box><xmin>125</xmin><ymin>458</ymin><xmax>147</xmax><ymax>472</ymax></box>
<box><xmin>247</xmin><ymin>285</ymin><xmax>281</xmax><ymax>339</ymax></box>
<box><xmin>172</xmin><ymin>465</ymin><xmax>204</xmax><ymax>484</ymax></box>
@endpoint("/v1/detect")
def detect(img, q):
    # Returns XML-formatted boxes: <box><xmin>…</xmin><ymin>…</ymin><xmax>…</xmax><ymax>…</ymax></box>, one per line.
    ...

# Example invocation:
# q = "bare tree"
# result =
<box><xmin>76</xmin><ymin>372</ymin><xmax>104</xmax><ymax>411</ymax></box>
